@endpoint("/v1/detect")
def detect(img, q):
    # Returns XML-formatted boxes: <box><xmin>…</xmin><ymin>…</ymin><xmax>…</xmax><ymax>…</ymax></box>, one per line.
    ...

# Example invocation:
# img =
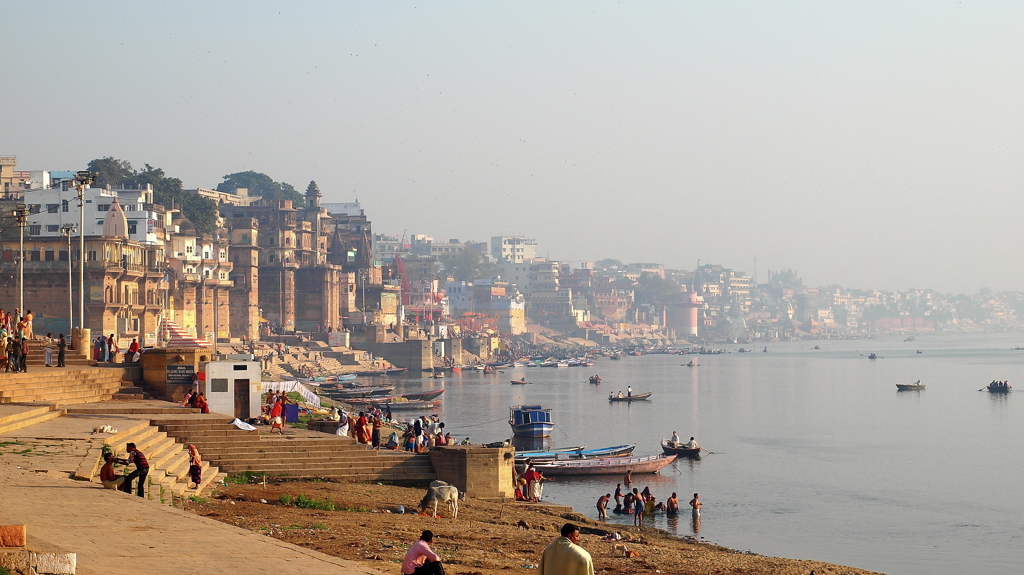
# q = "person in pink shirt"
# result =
<box><xmin>401</xmin><ymin>530</ymin><xmax>445</xmax><ymax>575</ymax></box>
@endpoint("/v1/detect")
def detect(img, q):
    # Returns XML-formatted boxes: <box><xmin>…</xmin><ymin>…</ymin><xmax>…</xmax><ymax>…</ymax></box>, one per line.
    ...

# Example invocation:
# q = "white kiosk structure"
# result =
<box><xmin>201</xmin><ymin>361</ymin><xmax>261</xmax><ymax>419</ymax></box>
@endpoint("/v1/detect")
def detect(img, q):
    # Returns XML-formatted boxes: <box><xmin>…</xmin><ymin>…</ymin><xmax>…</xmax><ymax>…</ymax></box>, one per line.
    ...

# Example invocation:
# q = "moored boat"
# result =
<box><xmin>509</xmin><ymin>405</ymin><xmax>554</xmax><ymax>437</ymax></box>
<box><xmin>530</xmin><ymin>454</ymin><xmax>676</xmax><ymax>476</ymax></box>
<box><xmin>515</xmin><ymin>444</ymin><xmax>635</xmax><ymax>463</ymax></box>
<box><xmin>510</xmin><ymin>379</ymin><xmax>531</xmax><ymax>385</ymax></box>
<box><xmin>588</xmin><ymin>375</ymin><xmax>601</xmax><ymax>384</ymax></box>
<box><xmin>896</xmin><ymin>380</ymin><xmax>925</xmax><ymax>391</ymax></box>
<box><xmin>660</xmin><ymin>440</ymin><xmax>702</xmax><ymax>458</ymax></box>
<box><xmin>375</xmin><ymin>399</ymin><xmax>441</xmax><ymax>410</ymax></box>
<box><xmin>608</xmin><ymin>392</ymin><xmax>653</xmax><ymax>402</ymax></box>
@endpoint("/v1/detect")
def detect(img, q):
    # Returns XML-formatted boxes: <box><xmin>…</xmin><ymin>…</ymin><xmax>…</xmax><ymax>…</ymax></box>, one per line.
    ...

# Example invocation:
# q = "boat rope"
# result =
<box><xmin>446</xmin><ymin>417</ymin><xmax>509</xmax><ymax>430</ymax></box>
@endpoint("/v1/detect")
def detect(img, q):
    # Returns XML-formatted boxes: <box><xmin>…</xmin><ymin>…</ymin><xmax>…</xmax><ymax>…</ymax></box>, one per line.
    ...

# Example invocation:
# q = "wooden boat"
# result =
<box><xmin>530</xmin><ymin>454</ymin><xmax>676</xmax><ymax>476</ymax></box>
<box><xmin>660</xmin><ymin>440</ymin><xmax>702</xmax><ymax>458</ymax></box>
<box><xmin>383</xmin><ymin>367</ymin><xmax>409</xmax><ymax>375</ymax></box>
<box><xmin>515</xmin><ymin>444</ymin><xmax>635</xmax><ymax>463</ymax></box>
<box><xmin>896</xmin><ymin>380</ymin><xmax>925</xmax><ymax>391</ymax></box>
<box><xmin>431</xmin><ymin>372</ymin><xmax>445</xmax><ymax>378</ymax></box>
<box><xmin>509</xmin><ymin>405</ymin><xmax>554</xmax><ymax>437</ymax></box>
<box><xmin>987</xmin><ymin>382</ymin><xmax>1012</xmax><ymax>393</ymax></box>
<box><xmin>374</xmin><ymin>399</ymin><xmax>441</xmax><ymax>410</ymax></box>
<box><xmin>451</xmin><ymin>366</ymin><xmax>462</xmax><ymax>373</ymax></box>
<box><xmin>868</xmin><ymin>353</ymin><xmax>878</xmax><ymax>360</ymax></box>
<box><xmin>346</xmin><ymin>389</ymin><xmax>445</xmax><ymax>405</ymax></box>
<box><xmin>684</xmin><ymin>360</ymin><xmax>698</xmax><ymax>367</ymax></box>
<box><xmin>608</xmin><ymin>392</ymin><xmax>653</xmax><ymax>402</ymax></box>
<box><xmin>588</xmin><ymin>375</ymin><xmax>601</xmax><ymax>384</ymax></box>
<box><xmin>322</xmin><ymin>386</ymin><xmax>395</xmax><ymax>398</ymax></box>
<box><xmin>355</xmin><ymin>369</ymin><xmax>387</xmax><ymax>376</ymax></box>
<box><xmin>510</xmin><ymin>379</ymin><xmax>531</xmax><ymax>385</ymax></box>
<box><xmin>517</xmin><ymin>445</ymin><xmax>586</xmax><ymax>457</ymax></box>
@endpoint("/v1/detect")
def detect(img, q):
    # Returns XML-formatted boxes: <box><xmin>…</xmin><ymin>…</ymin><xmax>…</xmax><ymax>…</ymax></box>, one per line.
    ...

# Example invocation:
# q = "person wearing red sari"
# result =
<box><xmin>270</xmin><ymin>398</ymin><xmax>285</xmax><ymax>434</ymax></box>
<box><xmin>355</xmin><ymin>412</ymin><xmax>371</xmax><ymax>444</ymax></box>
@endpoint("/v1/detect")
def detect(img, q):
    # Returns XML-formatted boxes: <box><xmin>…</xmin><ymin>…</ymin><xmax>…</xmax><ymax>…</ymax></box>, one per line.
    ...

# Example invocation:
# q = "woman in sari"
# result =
<box><xmin>188</xmin><ymin>444</ymin><xmax>202</xmax><ymax>488</ymax></box>
<box><xmin>355</xmin><ymin>412</ymin><xmax>371</xmax><ymax>444</ymax></box>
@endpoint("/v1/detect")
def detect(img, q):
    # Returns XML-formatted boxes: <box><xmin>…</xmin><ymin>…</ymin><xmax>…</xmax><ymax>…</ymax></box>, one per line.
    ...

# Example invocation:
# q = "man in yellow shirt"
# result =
<box><xmin>539</xmin><ymin>523</ymin><xmax>594</xmax><ymax>575</ymax></box>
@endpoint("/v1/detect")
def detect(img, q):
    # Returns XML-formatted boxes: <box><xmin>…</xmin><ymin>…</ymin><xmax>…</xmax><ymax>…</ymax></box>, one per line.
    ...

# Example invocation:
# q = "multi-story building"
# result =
<box><xmin>491</xmin><ymin>236</ymin><xmax>537</xmax><ymax>264</ymax></box>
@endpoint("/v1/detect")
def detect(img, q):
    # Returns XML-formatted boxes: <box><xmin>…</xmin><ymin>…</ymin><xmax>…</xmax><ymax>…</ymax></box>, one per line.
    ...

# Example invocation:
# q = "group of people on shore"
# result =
<box><xmin>598</xmin><ymin>482</ymin><xmax>701</xmax><ymax>526</ymax></box>
<box><xmin>181</xmin><ymin>389</ymin><xmax>211</xmax><ymax>413</ymax></box>
<box><xmin>514</xmin><ymin>460</ymin><xmax>545</xmax><ymax>502</ymax></box>
<box><xmin>93</xmin><ymin>334</ymin><xmax>141</xmax><ymax>363</ymax></box>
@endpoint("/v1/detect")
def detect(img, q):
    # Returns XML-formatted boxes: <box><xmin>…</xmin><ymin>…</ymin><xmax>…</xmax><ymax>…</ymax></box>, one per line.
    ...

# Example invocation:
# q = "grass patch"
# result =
<box><xmin>310</xmin><ymin>523</ymin><xmax>329</xmax><ymax>530</ymax></box>
<box><xmin>0</xmin><ymin>565</ymin><xmax>11</xmax><ymax>575</ymax></box>
<box><xmin>224</xmin><ymin>471</ymin><xmax>267</xmax><ymax>485</ymax></box>
<box><xmin>282</xmin><ymin>524</ymin><xmax>304</xmax><ymax>530</ymax></box>
<box><xmin>278</xmin><ymin>493</ymin><xmax>335</xmax><ymax>511</ymax></box>
<box><xmin>189</xmin><ymin>496</ymin><xmax>209</xmax><ymax>503</ymax></box>
<box><xmin>0</xmin><ymin>441</ymin><xmax>23</xmax><ymax>446</ymax></box>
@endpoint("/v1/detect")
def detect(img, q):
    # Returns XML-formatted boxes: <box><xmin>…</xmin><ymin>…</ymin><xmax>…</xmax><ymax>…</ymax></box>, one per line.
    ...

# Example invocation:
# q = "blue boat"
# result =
<box><xmin>509</xmin><ymin>405</ymin><xmax>555</xmax><ymax>437</ymax></box>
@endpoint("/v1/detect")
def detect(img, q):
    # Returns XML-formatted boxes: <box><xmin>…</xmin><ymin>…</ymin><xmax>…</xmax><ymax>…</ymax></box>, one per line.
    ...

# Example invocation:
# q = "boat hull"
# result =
<box><xmin>896</xmin><ymin>384</ymin><xmax>926</xmax><ymax>391</ymax></box>
<box><xmin>515</xmin><ymin>444</ymin><xmax>635</xmax><ymax>462</ymax></box>
<box><xmin>510</xmin><ymin>423</ymin><xmax>554</xmax><ymax>437</ymax></box>
<box><xmin>608</xmin><ymin>392</ymin><xmax>653</xmax><ymax>402</ymax></box>
<box><xmin>660</xmin><ymin>442</ymin><xmax>702</xmax><ymax>458</ymax></box>
<box><xmin>532</xmin><ymin>454</ymin><xmax>676</xmax><ymax>476</ymax></box>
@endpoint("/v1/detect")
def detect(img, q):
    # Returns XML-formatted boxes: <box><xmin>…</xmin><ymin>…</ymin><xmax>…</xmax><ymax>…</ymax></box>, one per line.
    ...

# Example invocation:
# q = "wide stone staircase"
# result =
<box><xmin>150</xmin><ymin>417</ymin><xmax>436</xmax><ymax>485</ymax></box>
<box><xmin>0</xmin><ymin>403</ymin><xmax>65</xmax><ymax>435</ymax></box>
<box><xmin>0</xmin><ymin>368</ymin><xmax>129</xmax><ymax>406</ymax></box>
<box><xmin>79</xmin><ymin>418</ymin><xmax>224</xmax><ymax>504</ymax></box>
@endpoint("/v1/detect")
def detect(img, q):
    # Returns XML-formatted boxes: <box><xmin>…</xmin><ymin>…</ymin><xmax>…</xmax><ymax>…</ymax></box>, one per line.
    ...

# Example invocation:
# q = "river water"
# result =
<box><xmin>389</xmin><ymin>333</ymin><xmax>1024</xmax><ymax>575</ymax></box>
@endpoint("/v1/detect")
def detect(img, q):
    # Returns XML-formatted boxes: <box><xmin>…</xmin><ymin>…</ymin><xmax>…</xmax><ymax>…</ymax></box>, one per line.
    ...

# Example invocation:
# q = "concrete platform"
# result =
<box><xmin>0</xmin><ymin>413</ymin><xmax>387</xmax><ymax>575</ymax></box>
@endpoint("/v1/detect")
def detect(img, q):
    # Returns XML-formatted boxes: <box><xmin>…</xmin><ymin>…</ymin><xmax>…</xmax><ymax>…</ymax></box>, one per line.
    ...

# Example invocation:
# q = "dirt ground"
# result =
<box><xmin>186</xmin><ymin>480</ymin><xmax>884</xmax><ymax>575</ymax></box>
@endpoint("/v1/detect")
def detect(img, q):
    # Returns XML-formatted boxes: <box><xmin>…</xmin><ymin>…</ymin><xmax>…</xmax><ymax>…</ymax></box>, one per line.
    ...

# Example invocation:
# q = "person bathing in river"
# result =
<box><xmin>666</xmin><ymin>492</ymin><xmax>680</xmax><ymax>515</ymax></box>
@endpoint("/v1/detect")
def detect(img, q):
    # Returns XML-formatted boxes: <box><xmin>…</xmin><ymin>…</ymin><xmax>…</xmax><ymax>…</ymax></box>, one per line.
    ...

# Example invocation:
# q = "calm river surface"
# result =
<box><xmin>390</xmin><ymin>333</ymin><xmax>1024</xmax><ymax>575</ymax></box>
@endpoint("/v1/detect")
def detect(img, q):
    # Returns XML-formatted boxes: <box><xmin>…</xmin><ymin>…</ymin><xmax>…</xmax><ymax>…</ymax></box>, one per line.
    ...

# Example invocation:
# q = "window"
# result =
<box><xmin>127</xmin><ymin>221</ymin><xmax>137</xmax><ymax>235</ymax></box>
<box><xmin>124</xmin><ymin>205</ymin><xmax>134</xmax><ymax>212</ymax></box>
<box><xmin>59</xmin><ymin>249</ymin><xmax>69</xmax><ymax>261</ymax></box>
<box><xmin>269</xmin><ymin>255</ymin><xmax>276</xmax><ymax>263</ymax></box>
<box><xmin>97</xmin><ymin>204</ymin><xmax>110</xmax><ymax>211</ymax></box>
<box><xmin>44</xmin><ymin>248</ymin><xmax>55</xmax><ymax>261</ymax></box>
<box><xmin>29</xmin><ymin>205</ymin><xmax>41</xmax><ymax>214</ymax></box>
<box><xmin>62</xmin><ymin>200</ymin><xmax>69</xmax><ymax>212</ymax></box>
<box><xmin>269</xmin><ymin>237</ymin><xmax>276</xmax><ymax>246</ymax></box>
<box><xmin>46</xmin><ymin>204</ymin><xmax>59</xmax><ymax>214</ymax></box>
<box><xmin>285</xmin><ymin>236</ymin><xmax>291</xmax><ymax>246</ymax></box>
<box><xmin>186</xmin><ymin>245</ymin><xmax>193</xmax><ymax>253</ymax></box>
<box><xmin>241</xmin><ymin>234</ymin><xmax>249</xmax><ymax>244</ymax></box>
<box><xmin>46</xmin><ymin>225</ymin><xmax>59</xmax><ymax>233</ymax></box>
<box><xmin>30</xmin><ymin>250</ymin><xmax>40</xmax><ymax>261</ymax></box>
<box><xmin>88</xmin><ymin>251</ymin><xmax>97</xmax><ymax>261</ymax></box>
<box><xmin>28</xmin><ymin>225</ymin><xmax>41</xmax><ymax>236</ymax></box>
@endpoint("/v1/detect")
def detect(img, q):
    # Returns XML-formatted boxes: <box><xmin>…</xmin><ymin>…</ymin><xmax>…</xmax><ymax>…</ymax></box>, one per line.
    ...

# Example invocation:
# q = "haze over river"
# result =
<box><xmin>395</xmin><ymin>333</ymin><xmax>1024</xmax><ymax>575</ymax></box>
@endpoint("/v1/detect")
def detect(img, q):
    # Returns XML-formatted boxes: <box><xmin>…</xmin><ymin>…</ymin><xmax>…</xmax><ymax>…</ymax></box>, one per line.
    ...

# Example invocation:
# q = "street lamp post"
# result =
<box><xmin>61</xmin><ymin>224</ymin><xmax>77</xmax><ymax>336</ymax></box>
<box><xmin>12</xmin><ymin>204</ymin><xmax>29</xmax><ymax>315</ymax></box>
<box><xmin>360</xmin><ymin>270</ymin><xmax>367</xmax><ymax>325</ymax></box>
<box><xmin>72</xmin><ymin>171</ymin><xmax>95</xmax><ymax>343</ymax></box>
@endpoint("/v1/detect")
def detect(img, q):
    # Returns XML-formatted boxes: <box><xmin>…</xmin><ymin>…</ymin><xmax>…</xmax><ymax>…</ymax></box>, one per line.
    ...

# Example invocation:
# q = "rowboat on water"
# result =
<box><xmin>987</xmin><ymin>381</ymin><xmax>1012</xmax><ymax>393</ymax></box>
<box><xmin>511</xmin><ymin>379</ymin><xmax>531</xmax><ymax>385</ymax></box>
<box><xmin>896</xmin><ymin>380</ymin><xmax>926</xmax><ymax>391</ymax></box>
<box><xmin>588</xmin><ymin>375</ymin><xmax>601</xmax><ymax>384</ymax></box>
<box><xmin>510</xmin><ymin>405</ymin><xmax>554</xmax><ymax>438</ymax></box>
<box><xmin>355</xmin><ymin>369</ymin><xmax>387</xmax><ymax>376</ymax></box>
<box><xmin>608</xmin><ymin>392</ymin><xmax>653</xmax><ymax>402</ymax></box>
<box><xmin>660</xmin><ymin>440</ymin><xmax>702</xmax><ymax>458</ymax></box>
<box><xmin>529</xmin><ymin>454</ymin><xmax>677</xmax><ymax>476</ymax></box>
<box><xmin>515</xmin><ymin>444</ymin><xmax>636</xmax><ymax>463</ymax></box>
<box><xmin>384</xmin><ymin>367</ymin><xmax>409</xmax><ymax>375</ymax></box>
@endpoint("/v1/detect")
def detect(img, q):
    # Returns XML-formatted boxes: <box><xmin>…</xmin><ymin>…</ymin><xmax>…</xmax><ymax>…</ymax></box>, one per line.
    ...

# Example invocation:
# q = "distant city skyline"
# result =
<box><xmin>4</xmin><ymin>1</ymin><xmax>1023</xmax><ymax>294</ymax></box>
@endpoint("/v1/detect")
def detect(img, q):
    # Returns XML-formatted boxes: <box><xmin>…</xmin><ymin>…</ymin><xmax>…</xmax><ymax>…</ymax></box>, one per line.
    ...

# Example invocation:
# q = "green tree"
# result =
<box><xmin>87</xmin><ymin>157</ymin><xmax>134</xmax><ymax>189</ymax></box>
<box><xmin>441</xmin><ymin>249</ymin><xmax>496</xmax><ymax>282</ymax></box>
<box><xmin>595</xmin><ymin>258</ymin><xmax>623</xmax><ymax>270</ymax></box>
<box><xmin>84</xmin><ymin>158</ymin><xmax>218</xmax><ymax>236</ymax></box>
<box><xmin>634</xmin><ymin>273</ymin><xmax>682</xmax><ymax>306</ymax></box>
<box><xmin>217</xmin><ymin>170</ymin><xmax>303</xmax><ymax>208</ymax></box>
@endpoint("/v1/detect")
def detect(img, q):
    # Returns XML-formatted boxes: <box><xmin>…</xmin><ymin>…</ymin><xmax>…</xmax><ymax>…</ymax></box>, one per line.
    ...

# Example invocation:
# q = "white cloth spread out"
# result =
<box><xmin>230</xmin><ymin>418</ymin><xmax>258</xmax><ymax>431</ymax></box>
<box><xmin>260</xmin><ymin>381</ymin><xmax>321</xmax><ymax>407</ymax></box>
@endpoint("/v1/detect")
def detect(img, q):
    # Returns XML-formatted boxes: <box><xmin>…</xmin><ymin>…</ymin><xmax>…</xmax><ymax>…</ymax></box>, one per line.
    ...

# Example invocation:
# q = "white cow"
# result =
<box><xmin>420</xmin><ymin>483</ymin><xmax>460</xmax><ymax>519</ymax></box>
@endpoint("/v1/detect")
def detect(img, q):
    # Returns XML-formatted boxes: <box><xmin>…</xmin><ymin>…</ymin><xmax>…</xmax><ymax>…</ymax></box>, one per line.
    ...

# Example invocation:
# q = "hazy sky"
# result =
<box><xmin>3</xmin><ymin>1</ymin><xmax>1023</xmax><ymax>294</ymax></box>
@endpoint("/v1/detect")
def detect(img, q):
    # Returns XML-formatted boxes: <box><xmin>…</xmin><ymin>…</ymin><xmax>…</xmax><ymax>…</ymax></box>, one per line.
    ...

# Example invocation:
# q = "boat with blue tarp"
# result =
<box><xmin>509</xmin><ymin>405</ymin><xmax>555</xmax><ymax>437</ymax></box>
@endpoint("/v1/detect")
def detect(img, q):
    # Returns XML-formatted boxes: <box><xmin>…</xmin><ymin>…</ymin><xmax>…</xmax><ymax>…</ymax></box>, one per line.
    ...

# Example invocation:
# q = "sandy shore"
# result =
<box><xmin>188</xmin><ymin>480</ymin><xmax>885</xmax><ymax>575</ymax></box>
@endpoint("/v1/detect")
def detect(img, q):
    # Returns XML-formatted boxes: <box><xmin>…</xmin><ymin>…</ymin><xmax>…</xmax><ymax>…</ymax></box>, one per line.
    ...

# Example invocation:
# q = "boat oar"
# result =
<box><xmin>700</xmin><ymin>448</ymin><xmax>715</xmax><ymax>455</ymax></box>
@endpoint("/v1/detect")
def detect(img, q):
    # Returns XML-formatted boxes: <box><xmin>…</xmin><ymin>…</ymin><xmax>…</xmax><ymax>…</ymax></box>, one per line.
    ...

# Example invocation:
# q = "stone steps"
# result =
<box><xmin>0</xmin><ymin>368</ymin><xmax>127</xmax><ymax>405</ymax></box>
<box><xmin>150</xmin><ymin>417</ymin><xmax>436</xmax><ymax>484</ymax></box>
<box><xmin>0</xmin><ymin>404</ymin><xmax>66</xmax><ymax>434</ymax></box>
<box><xmin>98</xmin><ymin>420</ymin><xmax>222</xmax><ymax>506</ymax></box>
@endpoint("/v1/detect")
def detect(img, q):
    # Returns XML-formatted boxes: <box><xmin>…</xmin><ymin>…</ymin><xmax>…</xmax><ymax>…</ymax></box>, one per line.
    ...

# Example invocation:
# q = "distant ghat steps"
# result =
<box><xmin>0</xmin><ymin>367</ymin><xmax>128</xmax><ymax>406</ymax></box>
<box><xmin>149</xmin><ymin>417</ymin><xmax>436</xmax><ymax>484</ymax></box>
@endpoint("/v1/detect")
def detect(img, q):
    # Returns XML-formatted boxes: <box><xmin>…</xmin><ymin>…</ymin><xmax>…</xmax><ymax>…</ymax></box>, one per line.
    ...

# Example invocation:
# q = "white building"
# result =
<box><xmin>21</xmin><ymin>180</ymin><xmax>162</xmax><ymax>245</ymax></box>
<box><xmin>491</xmin><ymin>236</ymin><xmax>537</xmax><ymax>264</ymax></box>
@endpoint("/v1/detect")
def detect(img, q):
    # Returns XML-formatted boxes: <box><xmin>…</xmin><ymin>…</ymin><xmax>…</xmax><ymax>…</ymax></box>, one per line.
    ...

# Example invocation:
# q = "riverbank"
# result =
<box><xmin>187</xmin><ymin>480</ymin><xmax>885</xmax><ymax>575</ymax></box>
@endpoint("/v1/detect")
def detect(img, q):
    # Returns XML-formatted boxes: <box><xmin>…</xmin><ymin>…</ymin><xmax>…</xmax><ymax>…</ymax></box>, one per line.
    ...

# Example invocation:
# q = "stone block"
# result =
<box><xmin>0</xmin><ymin>549</ymin><xmax>29</xmax><ymax>572</ymax></box>
<box><xmin>0</xmin><ymin>525</ymin><xmax>26</xmax><ymax>547</ymax></box>
<box><xmin>32</xmin><ymin>552</ymin><xmax>76</xmax><ymax>574</ymax></box>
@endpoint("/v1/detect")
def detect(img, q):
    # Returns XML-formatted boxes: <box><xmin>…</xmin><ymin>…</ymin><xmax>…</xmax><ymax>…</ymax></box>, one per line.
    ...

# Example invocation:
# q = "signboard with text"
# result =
<box><xmin>166</xmin><ymin>364</ymin><xmax>196</xmax><ymax>386</ymax></box>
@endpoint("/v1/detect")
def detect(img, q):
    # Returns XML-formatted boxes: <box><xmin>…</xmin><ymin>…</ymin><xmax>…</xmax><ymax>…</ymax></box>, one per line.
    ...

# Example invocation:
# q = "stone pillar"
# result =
<box><xmin>428</xmin><ymin>446</ymin><xmax>515</xmax><ymax>499</ymax></box>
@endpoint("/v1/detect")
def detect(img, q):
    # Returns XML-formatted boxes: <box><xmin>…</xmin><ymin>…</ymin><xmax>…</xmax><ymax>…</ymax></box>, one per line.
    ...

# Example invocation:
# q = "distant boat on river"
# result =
<box><xmin>896</xmin><ymin>380</ymin><xmax>926</xmax><ymax>391</ymax></box>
